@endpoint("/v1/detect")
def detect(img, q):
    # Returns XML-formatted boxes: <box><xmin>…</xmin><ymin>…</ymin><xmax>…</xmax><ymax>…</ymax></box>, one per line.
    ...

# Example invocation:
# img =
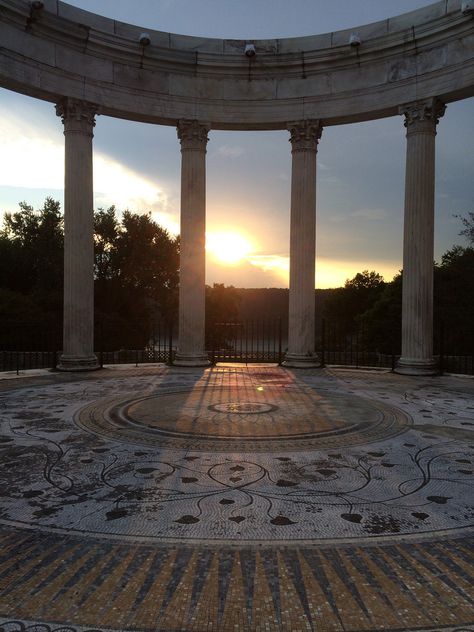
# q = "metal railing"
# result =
<box><xmin>0</xmin><ymin>320</ymin><xmax>61</xmax><ymax>372</ymax></box>
<box><xmin>437</xmin><ymin>321</ymin><xmax>474</xmax><ymax>375</ymax></box>
<box><xmin>0</xmin><ymin>319</ymin><xmax>175</xmax><ymax>373</ymax></box>
<box><xmin>319</xmin><ymin>320</ymin><xmax>398</xmax><ymax>370</ymax></box>
<box><xmin>208</xmin><ymin>319</ymin><xmax>283</xmax><ymax>364</ymax></box>
<box><xmin>0</xmin><ymin>317</ymin><xmax>472</xmax><ymax>375</ymax></box>
<box><xmin>0</xmin><ymin>350</ymin><xmax>58</xmax><ymax>372</ymax></box>
<box><xmin>96</xmin><ymin>320</ymin><xmax>175</xmax><ymax>367</ymax></box>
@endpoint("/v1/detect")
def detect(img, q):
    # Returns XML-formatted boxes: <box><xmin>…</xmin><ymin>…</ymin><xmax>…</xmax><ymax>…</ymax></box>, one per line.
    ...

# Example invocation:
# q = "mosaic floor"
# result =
<box><xmin>0</xmin><ymin>363</ymin><xmax>473</xmax><ymax>631</ymax></box>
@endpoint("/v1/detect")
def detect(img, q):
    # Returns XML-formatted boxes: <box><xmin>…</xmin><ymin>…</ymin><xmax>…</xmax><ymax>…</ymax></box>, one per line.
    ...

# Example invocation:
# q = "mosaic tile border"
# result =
<box><xmin>0</xmin><ymin>529</ymin><xmax>473</xmax><ymax>631</ymax></box>
<box><xmin>4</xmin><ymin>619</ymin><xmax>470</xmax><ymax>632</ymax></box>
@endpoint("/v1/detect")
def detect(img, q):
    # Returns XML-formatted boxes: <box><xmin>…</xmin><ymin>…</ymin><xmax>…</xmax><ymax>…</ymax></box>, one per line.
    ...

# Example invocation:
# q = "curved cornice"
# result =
<box><xmin>0</xmin><ymin>0</ymin><xmax>473</xmax><ymax>129</ymax></box>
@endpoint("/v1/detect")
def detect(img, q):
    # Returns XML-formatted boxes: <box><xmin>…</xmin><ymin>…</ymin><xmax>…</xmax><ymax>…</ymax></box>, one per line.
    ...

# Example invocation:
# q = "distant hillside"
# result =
<box><xmin>232</xmin><ymin>288</ymin><xmax>337</xmax><ymax>331</ymax></box>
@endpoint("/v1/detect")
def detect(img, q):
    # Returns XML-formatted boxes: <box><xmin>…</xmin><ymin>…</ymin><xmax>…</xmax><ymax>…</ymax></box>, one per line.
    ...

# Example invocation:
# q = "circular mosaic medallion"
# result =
<box><xmin>75</xmin><ymin>384</ymin><xmax>411</xmax><ymax>451</ymax></box>
<box><xmin>209</xmin><ymin>402</ymin><xmax>277</xmax><ymax>414</ymax></box>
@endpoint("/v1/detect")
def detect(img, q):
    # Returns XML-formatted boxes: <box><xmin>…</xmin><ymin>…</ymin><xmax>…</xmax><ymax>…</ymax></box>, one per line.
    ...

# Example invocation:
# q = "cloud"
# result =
<box><xmin>0</xmin><ymin>108</ymin><xmax>179</xmax><ymax>234</ymax></box>
<box><xmin>93</xmin><ymin>156</ymin><xmax>179</xmax><ymax>234</ymax></box>
<box><xmin>351</xmin><ymin>208</ymin><xmax>390</xmax><ymax>221</ymax></box>
<box><xmin>207</xmin><ymin>251</ymin><xmax>401</xmax><ymax>289</ymax></box>
<box><xmin>0</xmin><ymin>115</ymin><xmax>63</xmax><ymax>190</ymax></box>
<box><xmin>206</xmin><ymin>258</ymin><xmax>284</xmax><ymax>288</ymax></box>
<box><xmin>217</xmin><ymin>145</ymin><xmax>245</xmax><ymax>158</ymax></box>
<box><xmin>247</xmin><ymin>254</ymin><xmax>289</xmax><ymax>285</ymax></box>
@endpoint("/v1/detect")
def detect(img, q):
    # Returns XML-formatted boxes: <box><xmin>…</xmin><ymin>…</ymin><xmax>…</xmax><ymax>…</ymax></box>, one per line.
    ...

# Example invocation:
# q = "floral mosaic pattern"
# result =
<box><xmin>0</xmin><ymin>367</ymin><xmax>472</xmax><ymax>542</ymax></box>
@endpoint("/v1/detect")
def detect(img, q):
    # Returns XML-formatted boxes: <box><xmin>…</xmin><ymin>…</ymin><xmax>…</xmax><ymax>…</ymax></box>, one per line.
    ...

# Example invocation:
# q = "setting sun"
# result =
<box><xmin>206</xmin><ymin>231</ymin><xmax>254</xmax><ymax>265</ymax></box>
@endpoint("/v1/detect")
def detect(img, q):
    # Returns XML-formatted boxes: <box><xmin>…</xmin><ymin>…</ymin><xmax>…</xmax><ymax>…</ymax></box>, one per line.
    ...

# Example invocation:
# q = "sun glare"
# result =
<box><xmin>206</xmin><ymin>231</ymin><xmax>253</xmax><ymax>265</ymax></box>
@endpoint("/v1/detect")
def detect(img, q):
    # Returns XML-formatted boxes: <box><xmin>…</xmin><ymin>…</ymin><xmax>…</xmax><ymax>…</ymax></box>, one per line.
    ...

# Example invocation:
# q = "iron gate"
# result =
<box><xmin>209</xmin><ymin>319</ymin><xmax>283</xmax><ymax>363</ymax></box>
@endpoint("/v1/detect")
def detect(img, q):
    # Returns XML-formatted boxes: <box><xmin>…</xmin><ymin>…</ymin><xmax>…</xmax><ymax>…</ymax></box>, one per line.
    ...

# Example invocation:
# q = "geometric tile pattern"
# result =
<box><xmin>0</xmin><ymin>364</ymin><xmax>473</xmax><ymax>631</ymax></box>
<box><xmin>0</xmin><ymin>528</ymin><xmax>473</xmax><ymax>630</ymax></box>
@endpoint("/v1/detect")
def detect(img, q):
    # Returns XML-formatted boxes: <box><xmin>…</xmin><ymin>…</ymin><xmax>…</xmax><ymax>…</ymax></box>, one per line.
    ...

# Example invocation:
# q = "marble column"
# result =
<box><xmin>174</xmin><ymin>120</ymin><xmax>210</xmax><ymax>367</ymax></box>
<box><xmin>283</xmin><ymin>120</ymin><xmax>322</xmax><ymax>368</ymax></box>
<box><xmin>396</xmin><ymin>99</ymin><xmax>446</xmax><ymax>376</ymax></box>
<box><xmin>56</xmin><ymin>98</ymin><xmax>99</xmax><ymax>371</ymax></box>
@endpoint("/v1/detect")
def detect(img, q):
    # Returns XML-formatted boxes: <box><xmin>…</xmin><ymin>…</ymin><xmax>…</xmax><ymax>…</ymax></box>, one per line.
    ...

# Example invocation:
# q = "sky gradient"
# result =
<box><xmin>0</xmin><ymin>1</ymin><xmax>472</xmax><ymax>288</ymax></box>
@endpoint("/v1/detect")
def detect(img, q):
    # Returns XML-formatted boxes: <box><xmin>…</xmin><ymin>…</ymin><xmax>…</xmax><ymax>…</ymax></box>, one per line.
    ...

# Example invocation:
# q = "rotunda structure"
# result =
<box><xmin>1</xmin><ymin>0</ymin><xmax>473</xmax><ymax>372</ymax></box>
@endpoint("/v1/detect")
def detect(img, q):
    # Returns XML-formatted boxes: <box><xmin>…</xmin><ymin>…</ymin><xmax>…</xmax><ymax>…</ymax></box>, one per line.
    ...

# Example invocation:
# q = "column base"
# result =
<box><xmin>57</xmin><ymin>354</ymin><xmax>100</xmax><ymax>372</ymax></box>
<box><xmin>394</xmin><ymin>357</ymin><xmax>438</xmax><ymax>376</ymax></box>
<box><xmin>282</xmin><ymin>353</ymin><xmax>321</xmax><ymax>369</ymax></box>
<box><xmin>173</xmin><ymin>352</ymin><xmax>211</xmax><ymax>367</ymax></box>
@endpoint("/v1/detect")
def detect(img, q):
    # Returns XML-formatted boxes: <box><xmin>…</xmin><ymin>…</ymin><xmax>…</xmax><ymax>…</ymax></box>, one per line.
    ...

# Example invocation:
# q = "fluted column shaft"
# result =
<box><xmin>174</xmin><ymin>120</ymin><xmax>210</xmax><ymax>366</ymax></box>
<box><xmin>283</xmin><ymin>120</ymin><xmax>322</xmax><ymax>368</ymax></box>
<box><xmin>56</xmin><ymin>98</ymin><xmax>99</xmax><ymax>371</ymax></box>
<box><xmin>396</xmin><ymin>99</ymin><xmax>445</xmax><ymax>376</ymax></box>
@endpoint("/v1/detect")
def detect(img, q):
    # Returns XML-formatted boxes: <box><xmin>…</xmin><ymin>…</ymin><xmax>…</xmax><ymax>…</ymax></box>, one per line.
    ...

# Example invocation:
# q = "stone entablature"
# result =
<box><xmin>0</xmin><ymin>0</ymin><xmax>473</xmax><ymax>129</ymax></box>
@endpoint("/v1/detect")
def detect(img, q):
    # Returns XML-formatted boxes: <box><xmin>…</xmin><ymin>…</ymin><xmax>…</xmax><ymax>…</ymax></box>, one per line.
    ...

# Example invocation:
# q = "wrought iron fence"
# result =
<box><xmin>0</xmin><ymin>319</ymin><xmax>175</xmax><ymax>372</ymax></box>
<box><xmin>0</xmin><ymin>350</ymin><xmax>59</xmax><ymax>372</ymax></box>
<box><xmin>319</xmin><ymin>320</ymin><xmax>398</xmax><ymax>370</ymax></box>
<box><xmin>0</xmin><ymin>320</ymin><xmax>61</xmax><ymax>372</ymax></box>
<box><xmin>208</xmin><ymin>319</ymin><xmax>283</xmax><ymax>364</ymax></box>
<box><xmin>0</xmin><ymin>317</ymin><xmax>472</xmax><ymax>375</ymax></box>
<box><xmin>96</xmin><ymin>319</ymin><xmax>175</xmax><ymax>367</ymax></box>
<box><xmin>437</xmin><ymin>321</ymin><xmax>474</xmax><ymax>375</ymax></box>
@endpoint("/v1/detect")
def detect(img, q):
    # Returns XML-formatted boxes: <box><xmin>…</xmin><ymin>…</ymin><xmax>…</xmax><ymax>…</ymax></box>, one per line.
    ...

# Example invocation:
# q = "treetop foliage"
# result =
<box><xmin>2</xmin><ymin>197</ymin><xmax>63</xmax><ymax>246</ymax></box>
<box><xmin>456</xmin><ymin>210</ymin><xmax>474</xmax><ymax>245</ymax></box>
<box><xmin>344</xmin><ymin>270</ymin><xmax>384</xmax><ymax>290</ymax></box>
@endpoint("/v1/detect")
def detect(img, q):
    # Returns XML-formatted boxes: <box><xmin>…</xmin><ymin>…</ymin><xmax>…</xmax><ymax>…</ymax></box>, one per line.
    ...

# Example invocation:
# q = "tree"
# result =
<box><xmin>434</xmin><ymin>245</ymin><xmax>474</xmax><ymax>354</ymax></box>
<box><xmin>94</xmin><ymin>206</ymin><xmax>120</xmax><ymax>282</ymax></box>
<box><xmin>344</xmin><ymin>270</ymin><xmax>384</xmax><ymax>291</ymax></box>
<box><xmin>206</xmin><ymin>284</ymin><xmax>241</xmax><ymax>323</ymax></box>
<box><xmin>323</xmin><ymin>270</ymin><xmax>385</xmax><ymax>333</ymax></box>
<box><xmin>0</xmin><ymin>197</ymin><xmax>63</xmax><ymax>312</ymax></box>
<box><xmin>113</xmin><ymin>211</ymin><xmax>179</xmax><ymax>318</ymax></box>
<box><xmin>118</xmin><ymin>212</ymin><xmax>178</xmax><ymax>292</ymax></box>
<box><xmin>432</xmin><ymin>212</ymin><xmax>474</xmax><ymax>353</ymax></box>
<box><xmin>0</xmin><ymin>199</ymin><xmax>180</xmax><ymax>351</ymax></box>
<box><xmin>205</xmin><ymin>283</ymin><xmax>241</xmax><ymax>351</ymax></box>
<box><xmin>358</xmin><ymin>273</ymin><xmax>402</xmax><ymax>354</ymax></box>
<box><xmin>93</xmin><ymin>209</ymin><xmax>180</xmax><ymax>348</ymax></box>
<box><xmin>456</xmin><ymin>211</ymin><xmax>474</xmax><ymax>244</ymax></box>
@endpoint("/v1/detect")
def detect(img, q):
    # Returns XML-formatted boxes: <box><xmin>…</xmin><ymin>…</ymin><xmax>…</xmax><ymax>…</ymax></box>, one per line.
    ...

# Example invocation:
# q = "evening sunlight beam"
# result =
<box><xmin>206</xmin><ymin>231</ymin><xmax>255</xmax><ymax>266</ymax></box>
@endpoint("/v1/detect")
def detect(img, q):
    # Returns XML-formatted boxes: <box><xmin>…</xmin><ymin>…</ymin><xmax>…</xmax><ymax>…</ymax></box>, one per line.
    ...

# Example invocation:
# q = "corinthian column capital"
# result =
<box><xmin>177</xmin><ymin>120</ymin><xmax>210</xmax><ymax>151</ymax></box>
<box><xmin>400</xmin><ymin>99</ymin><xmax>446</xmax><ymax>133</ymax></box>
<box><xmin>288</xmin><ymin>120</ymin><xmax>323</xmax><ymax>152</ymax></box>
<box><xmin>56</xmin><ymin>98</ymin><xmax>97</xmax><ymax>135</ymax></box>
